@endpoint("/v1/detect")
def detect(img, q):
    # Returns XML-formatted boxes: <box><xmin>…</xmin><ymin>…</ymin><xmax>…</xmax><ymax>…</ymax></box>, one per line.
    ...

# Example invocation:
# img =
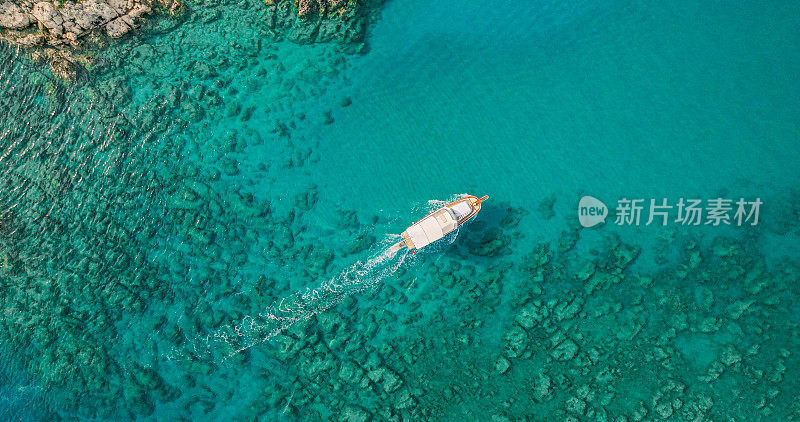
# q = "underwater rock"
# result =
<box><xmin>265</xmin><ymin>0</ymin><xmax>383</xmax><ymax>45</ymax></box>
<box><xmin>338</xmin><ymin>360</ymin><xmax>365</xmax><ymax>384</ymax></box>
<box><xmin>551</xmin><ymin>338</ymin><xmax>579</xmax><ymax>361</ymax></box>
<box><xmin>366</xmin><ymin>365</ymin><xmax>402</xmax><ymax>394</ymax></box>
<box><xmin>515</xmin><ymin>301</ymin><xmax>547</xmax><ymax>329</ymax></box>
<box><xmin>655</xmin><ymin>401</ymin><xmax>674</xmax><ymax>418</ymax></box>
<box><xmin>45</xmin><ymin>51</ymin><xmax>78</xmax><ymax>78</ymax></box>
<box><xmin>694</xmin><ymin>286</ymin><xmax>714</xmax><ymax>311</ymax></box>
<box><xmin>532</xmin><ymin>371</ymin><xmax>553</xmax><ymax>402</ymax></box>
<box><xmin>344</xmin><ymin>232</ymin><xmax>375</xmax><ymax>256</ymax></box>
<box><xmin>168</xmin><ymin>186</ymin><xmax>202</xmax><ymax>210</ymax></box>
<box><xmin>97</xmin><ymin>75</ymin><xmax>131</xmax><ymax>104</ymax></box>
<box><xmin>503</xmin><ymin>325</ymin><xmax>527</xmax><ymax>358</ymax></box>
<box><xmin>300</xmin><ymin>351</ymin><xmax>334</xmax><ymax>377</ymax></box>
<box><xmin>273</xmin><ymin>334</ymin><xmax>303</xmax><ymax>361</ymax></box>
<box><xmin>295</xmin><ymin>189</ymin><xmax>318</xmax><ymax>211</ymax></box>
<box><xmin>719</xmin><ymin>345</ymin><xmax>741</xmax><ymax>367</ymax></box>
<box><xmin>394</xmin><ymin>388</ymin><xmax>416</xmax><ymax>409</ymax></box>
<box><xmin>341</xmin><ymin>404</ymin><xmax>371</xmax><ymax>422</ymax></box>
<box><xmin>565</xmin><ymin>396</ymin><xmax>587</xmax><ymax>416</ymax></box>
<box><xmin>553</xmin><ymin>298</ymin><xmax>583</xmax><ymax>322</ymax></box>
<box><xmin>700</xmin><ymin>361</ymin><xmax>726</xmax><ymax>383</ymax></box>
<box><xmin>610</xmin><ymin>242</ymin><xmax>640</xmax><ymax>269</ymax></box>
<box><xmin>494</xmin><ymin>356</ymin><xmax>511</xmax><ymax>374</ymax></box>
<box><xmin>557</xmin><ymin>228</ymin><xmax>579</xmax><ymax>253</ymax></box>
<box><xmin>574</xmin><ymin>261</ymin><xmax>596</xmax><ymax>282</ymax></box>
<box><xmin>537</xmin><ymin>194</ymin><xmax>556</xmax><ymax>220</ymax></box>
<box><xmin>694</xmin><ymin>316</ymin><xmax>721</xmax><ymax>334</ymax></box>
<box><xmin>725</xmin><ymin>299</ymin><xmax>753</xmax><ymax>319</ymax></box>
<box><xmin>469</xmin><ymin>228</ymin><xmax>511</xmax><ymax>256</ymax></box>
<box><xmin>525</xmin><ymin>243</ymin><xmax>553</xmax><ymax>272</ymax></box>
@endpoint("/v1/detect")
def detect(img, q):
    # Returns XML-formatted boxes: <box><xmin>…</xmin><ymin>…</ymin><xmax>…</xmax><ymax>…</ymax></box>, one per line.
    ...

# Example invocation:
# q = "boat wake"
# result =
<box><xmin>168</xmin><ymin>195</ymin><xmax>475</xmax><ymax>365</ymax></box>
<box><xmin>172</xmin><ymin>238</ymin><xmax>411</xmax><ymax>364</ymax></box>
<box><xmin>427</xmin><ymin>193</ymin><xmax>470</xmax><ymax>208</ymax></box>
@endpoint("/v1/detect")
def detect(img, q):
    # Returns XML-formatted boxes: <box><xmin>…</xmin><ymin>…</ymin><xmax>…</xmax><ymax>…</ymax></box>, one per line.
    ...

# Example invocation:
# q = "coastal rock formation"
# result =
<box><xmin>0</xmin><ymin>2</ymin><xmax>31</xmax><ymax>29</ymax></box>
<box><xmin>1</xmin><ymin>0</ymin><xmax>382</xmax><ymax>51</ymax></box>
<box><xmin>1</xmin><ymin>0</ymin><xmax>383</xmax><ymax>81</ymax></box>
<box><xmin>0</xmin><ymin>0</ymin><xmax>152</xmax><ymax>45</ymax></box>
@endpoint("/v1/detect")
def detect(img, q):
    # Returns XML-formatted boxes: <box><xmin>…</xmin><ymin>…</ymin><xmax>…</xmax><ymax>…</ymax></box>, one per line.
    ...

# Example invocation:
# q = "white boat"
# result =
<box><xmin>389</xmin><ymin>195</ymin><xmax>488</xmax><ymax>253</ymax></box>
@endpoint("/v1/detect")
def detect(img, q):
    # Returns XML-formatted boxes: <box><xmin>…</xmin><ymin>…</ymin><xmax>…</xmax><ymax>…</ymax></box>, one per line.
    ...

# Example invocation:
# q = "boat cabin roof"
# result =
<box><xmin>450</xmin><ymin>201</ymin><xmax>474</xmax><ymax>221</ymax></box>
<box><xmin>406</xmin><ymin>208</ymin><xmax>457</xmax><ymax>249</ymax></box>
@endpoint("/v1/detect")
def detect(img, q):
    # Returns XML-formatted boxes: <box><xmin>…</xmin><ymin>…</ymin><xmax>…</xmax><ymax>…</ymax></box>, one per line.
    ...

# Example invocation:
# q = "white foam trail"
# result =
<box><xmin>427</xmin><ymin>193</ymin><xmax>469</xmax><ymax>208</ymax></box>
<box><xmin>175</xmin><ymin>241</ymin><xmax>410</xmax><ymax>363</ymax></box>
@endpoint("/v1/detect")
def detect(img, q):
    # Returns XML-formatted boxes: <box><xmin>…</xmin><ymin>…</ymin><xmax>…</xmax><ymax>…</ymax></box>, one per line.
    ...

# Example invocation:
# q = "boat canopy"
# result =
<box><xmin>406</xmin><ymin>208</ymin><xmax>457</xmax><ymax>249</ymax></box>
<box><xmin>450</xmin><ymin>201</ymin><xmax>474</xmax><ymax>221</ymax></box>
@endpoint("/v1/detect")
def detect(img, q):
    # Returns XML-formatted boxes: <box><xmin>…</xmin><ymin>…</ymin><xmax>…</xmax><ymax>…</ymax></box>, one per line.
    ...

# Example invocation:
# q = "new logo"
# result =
<box><xmin>578</xmin><ymin>196</ymin><xmax>608</xmax><ymax>228</ymax></box>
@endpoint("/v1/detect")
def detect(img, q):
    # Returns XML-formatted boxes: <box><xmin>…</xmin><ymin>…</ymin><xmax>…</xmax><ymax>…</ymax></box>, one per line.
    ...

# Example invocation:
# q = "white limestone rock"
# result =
<box><xmin>16</xmin><ymin>32</ymin><xmax>45</xmax><ymax>45</ymax></box>
<box><xmin>18</xmin><ymin>0</ymin><xmax>151</xmax><ymax>43</ymax></box>
<box><xmin>31</xmin><ymin>2</ymin><xmax>62</xmax><ymax>34</ymax></box>
<box><xmin>105</xmin><ymin>16</ymin><xmax>131</xmax><ymax>38</ymax></box>
<box><xmin>0</xmin><ymin>2</ymin><xmax>32</xmax><ymax>29</ymax></box>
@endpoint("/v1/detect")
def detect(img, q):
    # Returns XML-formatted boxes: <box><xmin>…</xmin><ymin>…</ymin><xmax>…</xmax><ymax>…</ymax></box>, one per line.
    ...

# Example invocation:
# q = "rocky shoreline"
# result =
<box><xmin>0</xmin><ymin>0</ymin><xmax>383</xmax><ymax>79</ymax></box>
<box><xmin>0</xmin><ymin>0</ymin><xmax>161</xmax><ymax>46</ymax></box>
<box><xmin>0</xmin><ymin>0</ymin><xmax>378</xmax><ymax>46</ymax></box>
<box><xmin>0</xmin><ymin>0</ymin><xmax>177</xmax><ymax>78</ymax></box>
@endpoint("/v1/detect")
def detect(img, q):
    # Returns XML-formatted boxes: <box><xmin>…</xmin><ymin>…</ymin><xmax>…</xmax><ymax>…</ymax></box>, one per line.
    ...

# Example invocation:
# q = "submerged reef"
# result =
<box><xmin>264</xmin><ymin>0</ymin><xmax>385</xmax><ymax>44</ymax></box>
<box><xmin>267</xmin><ymin>216</ymin><xmax>800</xmax><ymax>421</ymax></box>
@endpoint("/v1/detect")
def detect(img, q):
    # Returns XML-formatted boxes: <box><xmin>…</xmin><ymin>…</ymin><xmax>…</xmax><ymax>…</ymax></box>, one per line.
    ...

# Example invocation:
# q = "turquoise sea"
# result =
<box><xmin>1</xmin><ymin>0</ymin><xmax>800</xmax><ymax>419</ymax></box>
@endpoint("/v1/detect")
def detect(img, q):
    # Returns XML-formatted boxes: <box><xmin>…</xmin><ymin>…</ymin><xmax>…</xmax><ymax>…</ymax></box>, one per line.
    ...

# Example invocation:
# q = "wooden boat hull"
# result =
<box><xmin>395</xmin><ymin>195</ymin><xmax>488</xmax><ymax>252</ymax></box>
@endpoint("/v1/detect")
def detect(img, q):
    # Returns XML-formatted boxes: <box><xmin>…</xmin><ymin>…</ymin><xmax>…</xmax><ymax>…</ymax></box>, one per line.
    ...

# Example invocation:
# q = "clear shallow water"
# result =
<box><xmin>316</xmin><ymin>0</ymin><xmax>800</xmax><ymax>213</ymax></box>
<box><xmin>1</xmin><ymin>0</ymin><xmax>799</xmax><ymax>420</ymax></box>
